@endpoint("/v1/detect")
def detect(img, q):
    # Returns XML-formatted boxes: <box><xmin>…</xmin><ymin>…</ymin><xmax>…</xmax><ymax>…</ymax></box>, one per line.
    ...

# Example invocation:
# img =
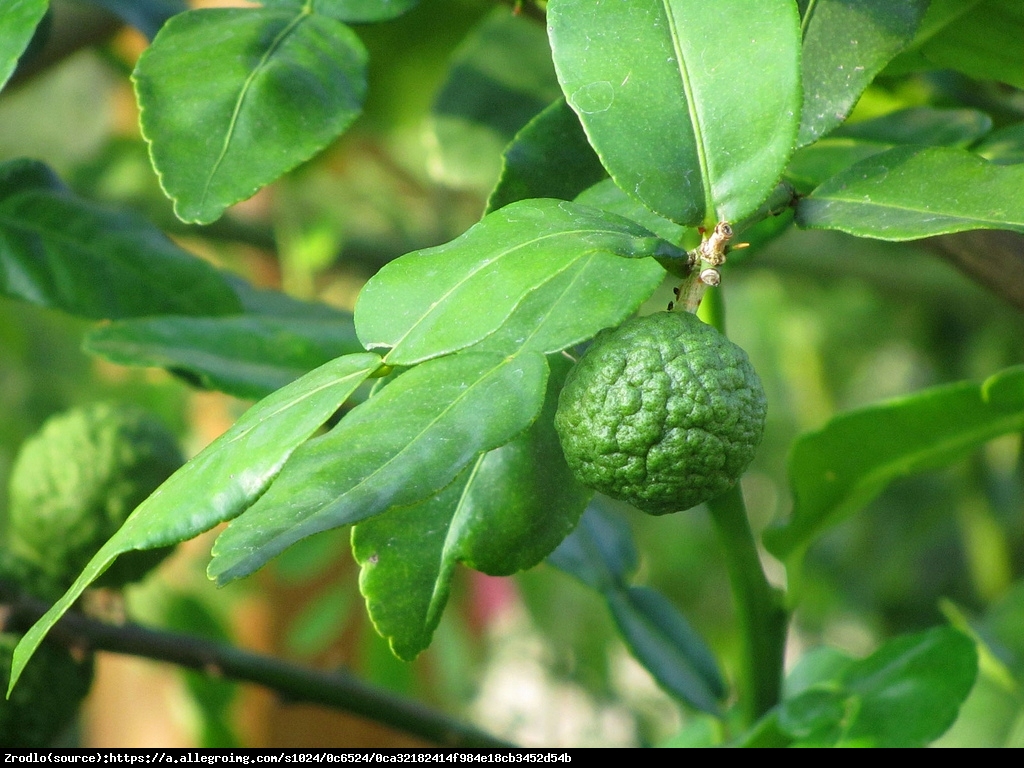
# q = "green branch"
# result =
<box><xmin>0</xmin><ymin>582</ymin><xmax>512</xmax><ymax>749</ymax></box>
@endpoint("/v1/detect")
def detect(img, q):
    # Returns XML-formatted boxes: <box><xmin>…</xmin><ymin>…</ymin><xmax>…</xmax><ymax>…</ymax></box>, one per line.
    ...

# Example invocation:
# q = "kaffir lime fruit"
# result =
<box><xmin>554</xmin><ymin>311</ymin><xmax>767</xmax><ymax>515</ymax></box>
<box><xmin>6</xmin><ymin>403</ymin><xmax>184</xmax><ymax>596</ymax></box>
<box><xmin>0</xmin><ymin>632</ymin><xmax>94</xmax><ymax>748</ymax></box>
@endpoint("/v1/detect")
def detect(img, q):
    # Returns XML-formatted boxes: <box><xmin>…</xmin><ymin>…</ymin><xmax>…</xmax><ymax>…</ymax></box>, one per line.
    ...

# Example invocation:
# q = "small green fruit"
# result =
<box><xmin>554</xmin><ymin>311</ymin><xmax>767</xmax><ymax>515</ymax></box>
<box><xmin>0</xmin><ymin>632</ymin><xmax>93</xmax><ymax>747</ymax></box>
<box><xmin>6</xmin><ymin>403</ymin><xmax>184</xmax><ymax>595</ymax></box>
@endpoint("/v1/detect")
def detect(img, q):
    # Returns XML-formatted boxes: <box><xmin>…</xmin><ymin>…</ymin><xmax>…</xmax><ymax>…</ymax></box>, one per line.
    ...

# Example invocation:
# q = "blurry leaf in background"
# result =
<box><xmin>428</xmin><ymin>8</ymin><xmax>561</xmax><ymax>192</ymax></box>
<box><xmin>9</xmin><ymin>352</ymin><xmax>382</xmax><ymax>693</ymax></box>
<box><xmin>776</xmin><ymin>627</ymin><xmax>977</xmax><ymax>747</ymax></box>
<box><xmin>354</xmin><ymin>198</ymin><xmax>679</xmax><ymax>366</ymax></box>
<box><xmin>973</xmin><ymin>122</ymin><xmax>1024</xmax><ymax>166</ymax></box>
<box><xmin>285</xmin><ymin>581</ymin><xmax>355</xmax><ymax>658</ymax></box>
<box><xmin>548</xmin><ymin>0</ymin><xmax>800</xmax><ymax>226</ymax></box>
<box><xmin>353</xmin><ymin>357</ymin><xmax>590</xmax><ymax>660</ymax></box>
<box><xmin>549</xmin><ymin>504</ymin><xmax>725</xmax><ymax>714</ymax></box>
<box><xmin>0</xmin><ymin>159</ymin><xmax>242</xmax><ymax>318</ymax></box>
<box><xmin>84</xmin><ymin>314</ymin><xmax>365</xmax><ymax>401</ymax></box>
<box><xmin>797</xmin><ymin>0</ymin><xmax>929</xmax><ymax>148</ymax></box>
<box><xmin>209</xmin><ymin>350</ymin><xmax>549</xmax><ymax>585</ymax></box>
<box><xmin>486</xmin><ymin>98</ymin><xmax>606</xmax><ymax>214</ymax></box>
<box><xmin>766</xmin><ymin>366</ymin><xmax>1024</xmax><ymax>562</ymax></box>
<box><xmin>263</xmin><ymin>0</ymin><xmax>421</xmax><ymax>24</ymax></box>
<box><xmin>134</xmin><ymin>7</ymin><xmax>367</xmax><ymax>224</ymax></box>
<box><xmin>0</xmin><ymin>0</ymin><xmax>49</xmax><ymax>90</ymax></box>
<box><xmin>84</xmin><ymin>0</ymin><xmax>186</xmax><ymax>40</ymax></box>
<box><xmin>796</xmin><ymin>146</ymin><xmax>1024</xmax><ymax>239</ymax></box>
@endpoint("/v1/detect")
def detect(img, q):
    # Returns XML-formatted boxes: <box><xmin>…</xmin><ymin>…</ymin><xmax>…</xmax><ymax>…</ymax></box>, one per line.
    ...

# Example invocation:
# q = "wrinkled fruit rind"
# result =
<box><xmin>0</xmin><ymin>632</ymin><xmax>94</xmax><ymax>747</ymax></box>
<box><xmin>6</xmin><ymin>402</ymin><xmax>184</xmax><ymax>595</ymax></box>
<box><xmin>555</xmin><ymin>311</ymin><xmax>767</xmax><ymax>515</ymax></box>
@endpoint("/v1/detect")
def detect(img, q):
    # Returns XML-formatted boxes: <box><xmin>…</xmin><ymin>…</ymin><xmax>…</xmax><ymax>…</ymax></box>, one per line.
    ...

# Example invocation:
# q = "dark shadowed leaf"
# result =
<box><xmin>84</xmin><ymin>314</ymin><xmax>365</xmax><ymax>400</ymax></box>
<box><xmin>85</xmin><ymin>0</ymin><xmax>186</xmax><ymax>39</ymax></box>
<box><xmin>134</xmin><ymin>7</ymin><xmax>367</xmax><ymax>223</ymax></box>
<box><xmin>0</xmin><ymin>159</ymin><xmax>240</xmax><ymax>318</ymax></box>
<box><xmin>9</xmin><ymin>352</ymin><xmax>382</xmax><ymax>694</ymax></box>
<box><xmin>262</xmin><ymin>0</ymin><xmax>420</xmax><ymax>23</ymax></box>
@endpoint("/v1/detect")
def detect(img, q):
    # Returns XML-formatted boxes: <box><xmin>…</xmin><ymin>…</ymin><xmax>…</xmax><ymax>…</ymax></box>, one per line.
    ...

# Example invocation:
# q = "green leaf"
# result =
<box><xmin>354</xmin><ymin>198</ymin><xmax>682</xmax><ymax>366</ymax></box>
<box><xmin>546</xmin><ymin>502</ymin><xmax>638</xmax><ymax>592</ymax></box>
<box><xmin>787</xmin><ymin>107</ymin><xmax>994</xmax><ymax>193</ymax></box>
<box><xmin>208</xmin><ymin>350</ymin><xmax>549</xmax><ymax>585</ymax></box>
<box><xmin>548</xmin><ymin>0</ymin><xmax>801</xmax><ymax>226</ymax></box>
<box><xmin>354</xmin><ymin>357</ymin><xmax>590</xmax><ymax>660</ymax></box>
<box><xmin>797</xmin><ymin>0</ymin><xmax>929</xmax><ymax>147</ymax></box>
<box><xmin>486</xmin><ymin>99</ymin><xmax>607</xmax><ymax>214</ymax></box>
<box><xmin>574</xmin><ymin>179</ymin><xmax>688</xmax><ymax>246</ymax></box>
<box><xmin>83</xmin><ymin>314</ymin><xmax>365</xmax><ymax>400</ymax></box>
<box><xmin>8</xmin><ymin>352</ymin><xmax>381</xmax><ymax>695</ymax></box>
<box><xmin>0</xmin><ymin>159</ymin><xmax>241</xmax><ymax>318</ymax></box>
<box><xmin>765</xmin><ymin>366</ymin><xmax>1024</xmax><ymax>561</ymax></box>
<box><xmin>428</xmin><ymin>9</ymin><xmax>561</xmax><ymax>192</ymax></box>
<box><xmin>795</xmin><ymin>145</ymin><xmax>1024</xmax><ymax>240</ymax></box>
<box><xmin>0</xmin><ymin>0</ymin><xmax>48</xmax><ymax>90</ymax></box>
<box><xmin>606</xmin><ymin>586</ymin><xmax>725</xmax><ymax>714</ymax></box>
<box><xmin>134</xmin><ymin>7</ymin><xmax>367</xmax><ymax>224</ymax></box>
<box><xmin>262</xmin><ymin>0</ymin><xmax>420</xmax><ymax>23</ymax></box>
<box><xmin>974</xmin><ymin>122</ymin><xmax>1024</xmax><ymax>166</ymax></box>
<box><xmin>85</xmin><ymin>0</ymin><xmax>186</xmax><ymax>39</ymax></box>
<box><xmin>919</xmin><ymin>0</ymin><xmax>1024</xmax><ymax>89</ymax></box>
<box><xmin>778</xmin><ymin>628</ymin><xmax>977</xmax><ymax>747</ymax></box>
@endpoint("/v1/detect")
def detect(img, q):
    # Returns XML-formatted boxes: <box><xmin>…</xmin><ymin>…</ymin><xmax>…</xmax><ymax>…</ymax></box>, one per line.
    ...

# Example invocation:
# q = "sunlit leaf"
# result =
<box><xmin>795</xmin><ymin>146</ymin><xmax>1024</xmax><ymax>240</ymax></box>
<box><xmin>354</xmin><ymin>198</ymin><xmax>683</xmax><ymax>365</ymax></box>
<box><xmin>548</xmin><ymin>0</ymin><xmax>800</xmax><ymax>226</ymax></box>
<box><xmin>0</xmin><ymin>0</ymin><xmax>48</xmax><ymax>90</ymax></box>
<box><xmin>919</xmin><ymin>0</ymin><xmax>1024</xmax><ymax>88</ymax></box>
<box><xmin>0</xmin><ymin>159</ymin><xmax>241</xmax><ymax>318</ymax></box>
<box><xmin>209</xmin><ymin>350</ymin><xmax>548</xmax><ymax>584</ymax></box>
<box><xmin>135</xmin><ymin>7</ymin><xmax>367</xmax><ymax>223</ymax></box>
<box><xmin>765</xmin><ymin>366</ymin><xmax>1024</xmax><ymax>561</ymax></box>
<box><xmin>9</xmin><ymin>352</ymin><xmax>382</xmax><ymax>694</ymax></box>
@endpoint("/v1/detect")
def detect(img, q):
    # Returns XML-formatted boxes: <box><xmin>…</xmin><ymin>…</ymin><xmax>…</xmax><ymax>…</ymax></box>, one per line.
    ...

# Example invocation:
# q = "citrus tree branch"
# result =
<box><xmin>705</xmin><ymin>485</ymin><xmax>788</xmax><ymax>725</ymax></box>
<box><xmin>0</xmin><ymin>582</ymin><xmax>512</xmax><ymax>749</ymax></box>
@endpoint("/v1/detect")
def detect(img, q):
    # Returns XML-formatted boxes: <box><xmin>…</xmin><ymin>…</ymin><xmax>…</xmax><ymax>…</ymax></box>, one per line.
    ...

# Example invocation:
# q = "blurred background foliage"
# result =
<box><xmin>2</xmin><ymin>0</ymin><xmax>1024</xmax><ymax>748</ymax></box>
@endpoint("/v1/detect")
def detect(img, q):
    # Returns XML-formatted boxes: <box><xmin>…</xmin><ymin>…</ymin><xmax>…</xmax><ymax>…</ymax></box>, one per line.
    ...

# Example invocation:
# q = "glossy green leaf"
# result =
<box><xmin>0</xmin><ymin>0</ymin><xmax>48</xmax><ymax>90</ymax></box>
<box><xmin>354</xmin><ymin>358</ymin><xmax>590</xmax><ymax>660</ymax></box>
<box><xmin>262</xmin><ymin>0</ymin><xmax>420</xmax><ymax>23</ymax></box>
<box><xmin>354</xmin><ymin>198</ymin><xmax>684</xmax><ymax>366</ymax></box>
<box><xmin>0</xmin><ymin>159</ymin><xmax>241</xmax><ymax>318</ymax></box>
<box><xmin>486</xmin><ymin>99</ymin><xmax>606</xmax><ymax>214</ymax></box>
<box><xmin>429</xmin><ymin>9</ymin><xmax>561</xmax><ymax>192</ymax></box>
<box><xmin>797</xmin><ymin>0</ymin><xmax>928</xmax><ymax>147</ymax></box>
<box><xmin>920</xmin><ymin>0</ymin><xmax>1024</xmax><ymax>88</ymax></box>
<box><xmin>134</xmin><ymin>7</ymin><xmax>367</xmax><ymax>224</ymax></box>
<box><xmin>795</xmin><ymin>146</ymin><xmax>1024</xmax><ymax>240</ymax></box>
<box><xmin>606</xmin><ymin>586</ymin><xmax>725</xmax><ymax>714</ymax></box>
<box><xmin>548</xmin><ymin>0</ymin><xmax>801</xmax><ymax>226</ymax></box>
<box><xmin>574</xmin><ymin>179</ymin><xmax>689</xmax><ymax>246</ymax></box>
<box><xmin>765</xmin><ymin>366</ymin><xmax>1024</xmax><ymax>561</ymax></box>
<box><xmin>208</xmin><ymin>350</ymin><xmax>549</xmax><ymax>585</ymax></box>
<box><xmin>548</xmin><ymin>504</ymin><xmax>725</xmax><ymax>712</ymax></box>
<box><xmin>8</xmin><ymin>352</ymin><xmax>382</xmax><ymax>694</ymax></box>
<box><xmin>778</xmin><ymin>628</ymin><xmax>977</xmax><ymax>747</ymax></box>
<box><xmin>787</xmin><ymin>107</ymin><xmax>994</xmax><ymax>193</ymax></box>
<box><xmin>974</xmin><ymin>122</ymin><xmax>1024</xmax><ymax>166</ymax></box>
<box><xmin>83</xmin><ymin>314</ymin><xmax>365</xmax><ymax>401</ymax></box>
<box><xmin>85</xmin><ymin>0</ymin><xmax>185</xmax><ymax>39</ymax></box>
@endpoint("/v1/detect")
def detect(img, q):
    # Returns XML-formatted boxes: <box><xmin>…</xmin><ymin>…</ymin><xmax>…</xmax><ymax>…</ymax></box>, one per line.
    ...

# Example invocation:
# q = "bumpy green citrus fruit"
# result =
<box><xmin>0</xmin><ymin>632</ymin><xmax>93</xmax><ymax>747</ymax></box>
<box><xmin>6</xmin><ymin>403</ymin><xmax>184</xmax><ymax>596</ymax></box>
<box><xmin>555</xmin><ymin>311</ymin><xmax>767</xmax><ymax>515</ymax></box>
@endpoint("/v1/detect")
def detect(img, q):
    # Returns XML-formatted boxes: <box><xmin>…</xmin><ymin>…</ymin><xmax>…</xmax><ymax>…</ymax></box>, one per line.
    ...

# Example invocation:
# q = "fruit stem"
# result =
<box><xmin>706</xmin><ymin>484</ymin><xmax>788</xmax><ymax>726</ymax></box>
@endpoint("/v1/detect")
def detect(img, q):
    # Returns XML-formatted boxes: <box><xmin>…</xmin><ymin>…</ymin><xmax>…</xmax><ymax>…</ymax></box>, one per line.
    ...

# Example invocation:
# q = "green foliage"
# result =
<box><xmin>2</xmin><ymin>0</ymin><xmax>1023</xmax><ymax>747</ymax></box>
